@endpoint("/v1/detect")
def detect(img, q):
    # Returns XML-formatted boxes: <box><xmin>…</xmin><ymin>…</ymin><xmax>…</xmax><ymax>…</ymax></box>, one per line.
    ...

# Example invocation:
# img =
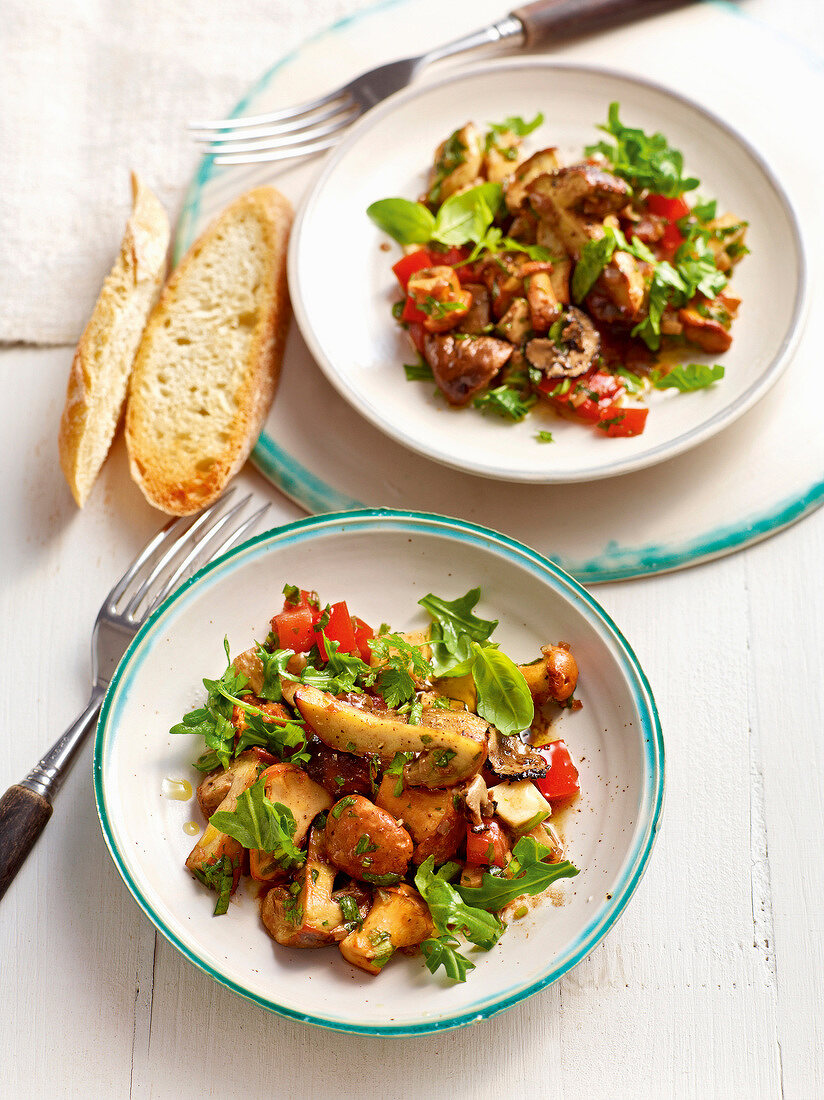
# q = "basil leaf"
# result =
<box><xmin>653</xmin><ymin>363</ymin><xmax>725</xmax><ymax>392</ymax></box>
<box><xmin>366</xmin><ymin>197</ymin><xmax>435</xmax><ymax>245</ymax></box>
<box><xmin>455</xmin><ymin>836</ymin><xmax>579</xmax><ymax>910</ymax></box>
<box><xmin>572</xmin><ymin>231</ymin><xmax>617</xmax><ymax>303</ymax></box>
<box><xmin>421</xmin><ymin>935</ymin><xmax>476</xmax><ymax>982</ymax></box>
<box><xmin>432</xmin><ymin>182</ymin><xmax>503</xmax><ymax>247</ymax></box>
<box><xmin>210</xmin><ymin>777</ymin><xmax>305</xmax><ymax>870</ymax></box>
<box><xmin>414</xmin><ymin>857</ymin><xmax>504</xmax><ymax>950</ymax></box>
<box><xmin>419</xmin><ymin>588</ymin><xmax>498</xmax><ymax>676</ymax></box>
<box><xmin>470</xmin><ymin>642</ymin><xmax>534</xmax><ymax>737</ymax></box>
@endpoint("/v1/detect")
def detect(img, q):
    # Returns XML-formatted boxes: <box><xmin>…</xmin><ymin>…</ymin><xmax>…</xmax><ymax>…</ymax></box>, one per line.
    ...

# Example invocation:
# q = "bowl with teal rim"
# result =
<box><xmin>94</xmin><ymin>508</ymin><xmax>663</xmax><ymax>1034</ymax></box>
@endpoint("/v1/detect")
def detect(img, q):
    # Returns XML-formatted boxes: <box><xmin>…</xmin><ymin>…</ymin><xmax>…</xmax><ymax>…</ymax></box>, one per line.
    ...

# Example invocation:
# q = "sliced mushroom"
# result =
<box><xmin>486</xmin><ymin>727</ymin><xmax>548</xmax><ymax>781</ymax></box>
<box><xmin>261</xmin><ymin>762</ymin><xmax>333</xmax><ymax>848</ymax></box>
<box><xmin>528</xmin><ymin>165</ymin><xmax>629</xmax><ymax>258</ymax></box>
<box><xmin>459</xmin><ymin>283</ymin><xmax>492</xmax><ymax>334</ymax></box>
<box><xmin>422</xmin><ymin>333</ymin><xmax>513</xmax><ymax>406</ymax></box>
<box><xmin>525</xmin><ymin>307</ymin><xmax>600</xmax><ymax>379</ymax></box>
<box><xmin>483</xmin><ymin>127</ymin><xmax>525</xmax><ymax>183</ymax></box>
<box><xmin>495</xmin><ymin>297</ymin><xmax>531</xmax><ymax>346</ymax></box>
<box><xmin>519</xmin><ymin>643</ymin><xmax>579</xmax><ymax>705</ymax></box>
<box><xmin>375</xmin><ymin>776</ymin><xmax>465</xmax><ymax>865</ymax></box>
<box><xmin>260</xmin><ymin>827</ymin><xmax>344</xmax><ymax>948</ymax></box>
<box><xmin>526</xmin><ymin>271</ymin><xmax>560</xmax><ymax>332</ymax></box>
<box><xmin>186</xmin><ymin>750</ymin><xmax>263</xmax><ymax>894</ymax></box>
<box><xmin>292</xmin><ymin>684</ymin><xmax>488</xmax><ymax>787</ymax></box>
<box><xmin>592</xmin><ymin>251</ymin><xmax>647</xmax><ymax>323</ymax></box>
<box><xmin>461</xmin><ymin>774</ymin><xmax>493</xmax><ymax>827</ymax></box>
<box><xmin>231</xmin><ymin>646</ymin><xmax>265</xmax><ymax>695</ymax></box>
<box><xmin>339</xmin><ymin>884</ymin><xmax>435</xmax><ymax>974</ymax></box>
<box><xmin>505</xmin><ymin>147</ymin><xmax>560</xmax><ymax>212</ymax></box>
<box><xmin>427</xmin><ymin>123</ymin><xmax>483</xmax><ymax>205</ymax></box>
<box><xmin>678</xmin><ymin>306</ymin><xmax>733</xmax><ymax>353</ymax></box>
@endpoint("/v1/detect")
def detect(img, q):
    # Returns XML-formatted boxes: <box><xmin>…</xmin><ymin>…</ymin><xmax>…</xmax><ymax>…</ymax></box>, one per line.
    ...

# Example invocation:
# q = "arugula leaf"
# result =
<box><xmin>192</xmin><ymin>853</ymin><xmax>238</xmax><ymax>916</ymax></box>
<box><xmin>421</xmin><ymin>935</ymin><xmax>476</xmax><ymax>982</ymax></box>
<box><xmin>193</xmin><ymin>749</ymin><xmax>222</xmax><ymax>773</ymax></box>
<box><xmin>456</xmin><ymin>836</ymin><xmax>579</xmax><ymax>910</ymax></box>
<box><xmin>210</xmin><ymin>777</ymin><xmax>305</xmax><ymax>870</ymax></box>
<box><xmin>572</xmin><ymin>231</ymin><xmax>617</xmax><ymax>302</ymax></box>
<box><xmin>432</xmin><ymin>182</ymin><xmax>503</xmax><ymax>247</ymax></box>
<box><xmin>470</xmin><ymin>642</ymin><xmax>534</xmax><ymax>738</ymax></box>
<box><xmin>631</xmin><ymin>260</ymin><xmax>687</xmax><ymax>350</ymax></box>
<box><xmin>487</xmin><ymin>112</ymin><xmax>544</xmax><ymax>138</ymax></box>
<box><xmin>585</xmin><ymin>101</ymin><xmax>699</xmax><ymax>197</ymax></box>
<box><xmin>366</xmin><ymin>197</ymin><xmax>435</xmax><ymax>245</ymax></box>
<box><xmin>473</xmin><ymin>384</ymin><xmax>537</xmax><ymax>422</ymax></box>
<box><xmin>256</xmin><ymin>644</ymin><xmax>294</xmax><ymax>702</ymax></box>
<box><xmin>652</xmin><ymin>362</ymin><xmax>725</xmax><ymax>391</ymax></box>
<box><xmin>419</xmin><ymin>588</ymin><xmax>498</xmax><ymax>676</ymax></box>
<box><xmin>170</xmin><ymin>638</ymin><xmax>249</xmax><ymax>769</ymax></box>
<box><xmin>414</xmin><ymin>857</ymin><xmax>505</xmax><ymax>950</ymax></box>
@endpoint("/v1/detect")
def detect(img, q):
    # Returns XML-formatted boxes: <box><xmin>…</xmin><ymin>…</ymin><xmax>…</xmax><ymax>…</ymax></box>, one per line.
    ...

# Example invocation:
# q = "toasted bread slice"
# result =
<box><xmin>59</xmin><ymin>174</ymin><xmax>169</xmax><ymax>506</ymax></box>
<box><xmin>125</xmin><ymin>186</ymin><xmax>293</xmax><ymax>515</ymax></box>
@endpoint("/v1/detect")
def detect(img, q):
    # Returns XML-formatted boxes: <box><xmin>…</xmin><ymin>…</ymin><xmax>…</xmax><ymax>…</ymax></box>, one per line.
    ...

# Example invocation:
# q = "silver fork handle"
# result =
<box><xmin>419</xmin><ymin>15</ymin><xmax>525</xmax><ymax>67</ymax></box>
<box><xmin>0</xmin><ymin>685</ymin><xmax>105</xmax><ymax>901</ymax></box>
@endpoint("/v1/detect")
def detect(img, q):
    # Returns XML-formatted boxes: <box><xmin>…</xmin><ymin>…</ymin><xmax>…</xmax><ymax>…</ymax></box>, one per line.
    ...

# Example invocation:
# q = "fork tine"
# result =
<box><xmin>213</xmin><ymin>132</ymin><xmax>349</xmax><ymax>167</ymax></box>
<box><xmin>105</xmin><ymin>515</ymin><xmax>191</xmax><ymax>609</ymax></box>
<box><xmin>118</xmin><ymin>492</ymin><xmax>243</xmax><ymax>619</ymax></box>
<box><xmin>188</xmin><ymin>88</ymin><xmax>344</xmax><ymax>133</ymax></box>
<box><xmin>190</xmin><ymin>98</ymin><xmax>354</xmax><ymax>144</ymax></box>
<box><xmin>199</xmin><ymin>108</ymin><xmax>360</xmax><ymax>157</ymax></box>
<box><xmin>143</xmin><ymin>501</ymin><xmax>271</xmax><ymax>618</ymax></box>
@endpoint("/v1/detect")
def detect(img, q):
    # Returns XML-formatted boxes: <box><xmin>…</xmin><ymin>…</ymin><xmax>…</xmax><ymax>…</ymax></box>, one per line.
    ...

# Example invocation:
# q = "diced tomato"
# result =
<box><xmin>272</xmin><ymin>605</ymin><xmax>316</xmax><ymax>653</ymax></box>
<box><xmin>646</xmin><ymin>194</ymin><xmax>690</xmax><ymax>221</ymax></box>
<box><xmin>534</xmin><ymin>740</ymin><xmax>580</xmax><ymax>801</ymax></box>
<box><xmin>465</xmin><ymin>821</ymin><xmax>508</xmax><ymax>867</ymax></box>
<box><xmin>407</xmin><ymin>321</ymin><xmax>427</xmax><ymax>355</ymax></box>
<box><xmin>401</xmin><ymin>295</ymin><xmax>428</xmax><ymax>324</ymax></box>
<box><xmin>249</xmin><ymin>848</ymin><xmax>287</xmax><ymax>884</ymax></box>
<box><xmin>353</xmin><ymin>617</ymin><xmax>374</xmax><ymax>663</ymax></box>
<box><xmin>315</xmin><ymin>600</ymin><xmax>359</xmax><ymax>660</ymax></box>
<box><xmin>597</xmin><ymin>405</ymin><xmax>649</xmax><ymax>437</ymax></box>
<box><xmin>392</xmin><ymin>249</ymin><xmax>435</xmax><ymax>290</ymax></box>
<box><xmin>646</xmin><ymin>194</ymin><xmax>690</xmax><ymax>258</ymax></box>
<box><xmin>435</xmin><ymin>245</ymin><xmax>470</xmax><ymax>266</ymax></box>
<box><xmin>539</xmin><ymin>368</ymin><xmax>625</xmax><ymax>422</ymax></box>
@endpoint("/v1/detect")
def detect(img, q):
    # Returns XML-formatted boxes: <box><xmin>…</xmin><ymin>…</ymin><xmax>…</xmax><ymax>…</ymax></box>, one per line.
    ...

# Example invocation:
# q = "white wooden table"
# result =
<box><xmin>2</xmin><ymin>2</ymin><xmax>822</xmax><ymax>1096</ymax></box>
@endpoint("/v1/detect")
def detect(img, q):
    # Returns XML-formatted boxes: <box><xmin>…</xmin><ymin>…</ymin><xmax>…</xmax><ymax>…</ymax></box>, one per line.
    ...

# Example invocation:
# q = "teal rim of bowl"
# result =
<box><xmin>94</xmin><ymin>508</ymin><xmax>664</xmax><ymax>1036</ymax></box>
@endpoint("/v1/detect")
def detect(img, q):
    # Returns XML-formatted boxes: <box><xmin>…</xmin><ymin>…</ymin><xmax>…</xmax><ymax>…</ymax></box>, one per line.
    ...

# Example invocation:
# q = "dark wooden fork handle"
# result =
<box><xmin>512</xmin><ymin>0</ymin><xmax>695</xmax><ymax>47</ymax></box>
<box><xmin>0</xmin><ymin>785</ymin><xmax>53</xmax><ymax>901</ymax></box>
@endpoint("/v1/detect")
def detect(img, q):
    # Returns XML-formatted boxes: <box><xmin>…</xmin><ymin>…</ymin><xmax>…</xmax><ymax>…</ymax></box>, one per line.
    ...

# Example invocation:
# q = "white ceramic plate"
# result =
<box><xmin>95</xmin><ymin>510</ymin><xmax>663</xmax><ymax>1035</ymax></box>
<box><xmin>289</xmin><ymin>59</ymin><xmax>804</xmax><ymax>484</ymax></box>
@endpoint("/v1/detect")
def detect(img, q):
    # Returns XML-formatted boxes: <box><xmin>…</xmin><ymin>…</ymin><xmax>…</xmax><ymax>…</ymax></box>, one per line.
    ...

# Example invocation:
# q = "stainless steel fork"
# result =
<box><xmin>189</xmin><ymin>0</ymin><xmax>694</xmax><ymax>165</ymax></box>
<box><xmin>0</xmin><ymin>490</ymin><xmax>271</xmax><ymax>900</ymax></box>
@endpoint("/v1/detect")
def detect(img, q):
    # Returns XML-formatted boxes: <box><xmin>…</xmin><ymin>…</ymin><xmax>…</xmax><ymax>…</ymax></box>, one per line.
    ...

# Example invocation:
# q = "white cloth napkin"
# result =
<box><xmin>0</xmin><ymin>0</ymin><xmax>370</xmax><ymax>345</ymax></box>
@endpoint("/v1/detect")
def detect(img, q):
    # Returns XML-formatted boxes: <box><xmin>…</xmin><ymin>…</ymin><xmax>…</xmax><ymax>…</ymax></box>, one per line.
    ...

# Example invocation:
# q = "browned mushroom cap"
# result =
<box><xmin>528</xmin><ymin>163</ymin><xmax>630</xmax><ymax>220</ymax></box>
<box><xmin>486</xmin><ymin>727</ymin><xmax>548</xmax><ymax>781</ymax></box>
<box><xmin>525</xmin><ymin>307</ymin><xmax>600</xmax><ymax>379</ymax></box>
<box><xmin>423</xmin><ymin>333</ymin><xmax>513</xmax><ymax>406</ymax></box>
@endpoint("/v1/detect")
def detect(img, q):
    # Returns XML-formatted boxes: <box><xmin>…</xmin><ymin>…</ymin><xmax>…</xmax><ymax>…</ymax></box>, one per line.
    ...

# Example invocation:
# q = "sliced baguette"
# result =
<box><xmin>59</xmin><ymin>173</ymin><xmax>169</xmax><ymax>506</ymax></box>
<box><xmin>125</xmin><ymin>186</ymin><xmax>293</xmax><ymax>515</ymax></box>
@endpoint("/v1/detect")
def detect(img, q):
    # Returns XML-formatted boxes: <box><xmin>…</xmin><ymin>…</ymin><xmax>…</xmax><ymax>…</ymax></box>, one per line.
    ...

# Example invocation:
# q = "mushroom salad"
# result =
<box><xmin>174</xmin><ymin>585</ymin><xmax>582</xmax><ymax>982</ymax></box>
<box><xmin>367</xmin><ymin>104</ymin><xmax>748</xmax><ymax>438</ymax></box>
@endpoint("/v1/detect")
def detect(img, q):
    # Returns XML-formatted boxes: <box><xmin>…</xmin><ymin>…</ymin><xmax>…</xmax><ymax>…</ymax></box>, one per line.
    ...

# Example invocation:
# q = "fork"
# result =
<box><xmin>190</xmin><ymin>0</ymin><xmax>694</xmax><ymax>165</ymax></box>
<box><xmin>0</xmin><ymin>490</ymin><xmax>271</xmax><ymax>901</ymax></box>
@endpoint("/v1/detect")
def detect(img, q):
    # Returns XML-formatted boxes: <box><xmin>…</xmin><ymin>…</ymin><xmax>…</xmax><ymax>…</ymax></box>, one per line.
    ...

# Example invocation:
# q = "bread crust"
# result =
<box><xmin>58</xmin><ymin>173</ymin><xmax>169</xmax><ymax>506</ymax></box>
<box><xmin>125</xmin><ymin>186</ymin><xmax>293</xmax><ymax>515</ymax></box>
